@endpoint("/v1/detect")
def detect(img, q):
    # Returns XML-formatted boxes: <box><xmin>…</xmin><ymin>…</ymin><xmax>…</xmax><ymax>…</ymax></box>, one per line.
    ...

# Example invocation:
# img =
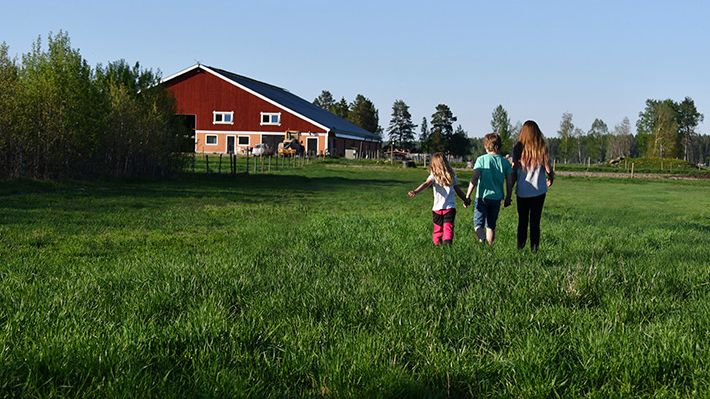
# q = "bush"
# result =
<box><xmin>0</xmin><ymin>32</ymin><xmax>188</xmax><ymax>179</ymax></box>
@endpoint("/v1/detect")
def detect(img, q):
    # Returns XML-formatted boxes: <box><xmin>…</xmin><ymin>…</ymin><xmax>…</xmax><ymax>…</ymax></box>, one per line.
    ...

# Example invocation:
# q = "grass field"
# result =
<box><xmin>552</xmin><ymin>157</ymin><xmax>709</xmax><ymax>176</ymax></box>
<box><xmin>1</xmin><ymin>162</ymin><xmax>709</xmax><ymax>397</ymax></box>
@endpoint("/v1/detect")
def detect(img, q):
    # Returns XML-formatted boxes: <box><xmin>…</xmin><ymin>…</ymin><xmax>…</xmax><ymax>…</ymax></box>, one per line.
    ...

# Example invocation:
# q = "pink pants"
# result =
<box><xmin>432</xmin><ymin>208</ymin><xmax>456</xmax><ymax>245</ymax></box>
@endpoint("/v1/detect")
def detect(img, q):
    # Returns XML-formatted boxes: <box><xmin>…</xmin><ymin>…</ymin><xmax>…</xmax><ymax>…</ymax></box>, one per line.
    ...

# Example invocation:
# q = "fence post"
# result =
<box><xmin>218</xmin><ymin>154</ymin><xmax>223</xmax><ymax>174</ymax></box>
<box><xmin>205</xmin><ymin>154</ymin><xmax>210</xmax><ymax>175</ymax></box>
<box><xmin>269</xmin><ymin>155</ymin><xmax>272</xmax><ymax>173</ymax></box>
<box><xmin>631</xmin><ymin>162</ymin><xmax>635</xmax><ymax>179</ymax></box>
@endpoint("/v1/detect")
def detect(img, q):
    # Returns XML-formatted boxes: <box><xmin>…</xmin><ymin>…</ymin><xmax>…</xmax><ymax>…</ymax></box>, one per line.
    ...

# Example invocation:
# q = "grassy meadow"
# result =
<box><xmin>0</xmin><ymin>162</ymin><xmax>709</xmax><ymax>397</ymax></box>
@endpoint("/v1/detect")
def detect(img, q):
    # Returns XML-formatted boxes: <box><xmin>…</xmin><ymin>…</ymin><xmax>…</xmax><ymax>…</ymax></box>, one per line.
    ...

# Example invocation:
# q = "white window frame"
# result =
<box><xmin>237</xmin><ymin>135</ymin><xmax>250</xmax><ymax>146</ymax></box>
<box><xmin>205</xmin><ymin>134</ymin><xmax>218</xmax><ymax>145</ymax></box>
<box><xmin>213</xmin><ymin>111</ymin><xmax>234</xmax><ymax>125</ymax></box>
<box><xmin>260</xmin><ymin>112</ymin><xmax>281</xmax><ymax>126</ymax></box>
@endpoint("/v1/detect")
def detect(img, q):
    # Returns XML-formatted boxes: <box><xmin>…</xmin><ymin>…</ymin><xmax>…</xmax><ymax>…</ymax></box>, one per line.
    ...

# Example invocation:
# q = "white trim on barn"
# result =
<box><xmin>161</xmin><ymin>64</ymin><xmax>202</xmax><ymax>83</ymax></box>
<box><xmin>196</xmin><ymin>130</ymin><xmax>328</xmax><ymax>137</ymax></box>
<box><xmin>335</xmin><ymin>132</ymin><xmax>380</xmax><ymax>142</ymax></box>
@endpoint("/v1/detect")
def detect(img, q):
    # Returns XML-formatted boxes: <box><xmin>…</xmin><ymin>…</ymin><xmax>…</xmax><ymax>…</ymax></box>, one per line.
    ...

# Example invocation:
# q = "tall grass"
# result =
<box><xmin>0</xmin><ymin>164</ymin><xmax>708</xmax><ymax>397</ymax></box>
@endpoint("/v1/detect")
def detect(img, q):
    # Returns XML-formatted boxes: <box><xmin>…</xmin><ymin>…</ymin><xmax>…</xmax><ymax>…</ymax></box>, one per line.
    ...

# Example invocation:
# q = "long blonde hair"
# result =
<box><xmin>429</xmin><ymin>152</ymin><xmax>455</xmax><ymax>186</ymax></box>
<box><xmin>516</xmin><ymin>120</ymin><xmax>549</xmax><ymax>170</ymax></box>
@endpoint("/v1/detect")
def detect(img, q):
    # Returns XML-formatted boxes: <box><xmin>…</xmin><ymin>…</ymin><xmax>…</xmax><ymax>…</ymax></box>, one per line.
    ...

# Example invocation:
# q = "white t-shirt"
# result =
<box><xmin>427</xmin><ymin>173</ymin><xmax>459</xmax><ymax>210</ymax></box>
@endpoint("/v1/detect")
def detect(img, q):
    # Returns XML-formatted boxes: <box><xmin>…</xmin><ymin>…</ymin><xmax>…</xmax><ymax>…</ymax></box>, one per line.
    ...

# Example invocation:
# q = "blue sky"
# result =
<box><xmin>2</xmin><ymin>0</ymin><xmax>709</xmax><ymax>137</ymax></box>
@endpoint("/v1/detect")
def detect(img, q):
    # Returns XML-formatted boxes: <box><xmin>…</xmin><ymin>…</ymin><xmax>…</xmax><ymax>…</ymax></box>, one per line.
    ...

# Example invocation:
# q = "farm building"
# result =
<box><xmin>161</xmin><ymin>64</ymin><xmax>381</xmax><ymax>157</ymax></box>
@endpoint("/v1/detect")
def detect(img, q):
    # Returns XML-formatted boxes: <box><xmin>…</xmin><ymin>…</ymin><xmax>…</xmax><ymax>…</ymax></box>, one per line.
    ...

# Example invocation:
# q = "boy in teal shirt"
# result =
<box><xmin>464</xmin><ymin>133</ymin><xmax>513</xmax><ymax>246</ymax></box>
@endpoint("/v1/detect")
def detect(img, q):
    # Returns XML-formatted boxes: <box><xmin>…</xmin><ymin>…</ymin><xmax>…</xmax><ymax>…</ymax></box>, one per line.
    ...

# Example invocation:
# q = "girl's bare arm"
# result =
<box><xmin>408</xmin><ymin>180</ymin><xmax>432</xmax><ymax>198</ymax></box>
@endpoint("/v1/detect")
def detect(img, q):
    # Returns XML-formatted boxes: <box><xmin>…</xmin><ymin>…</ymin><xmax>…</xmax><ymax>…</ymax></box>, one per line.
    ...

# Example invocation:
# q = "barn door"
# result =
<box><xmin>307</xmin><ymin>137</ymin><xmax>318</xmax><ymax>156</ymax></box>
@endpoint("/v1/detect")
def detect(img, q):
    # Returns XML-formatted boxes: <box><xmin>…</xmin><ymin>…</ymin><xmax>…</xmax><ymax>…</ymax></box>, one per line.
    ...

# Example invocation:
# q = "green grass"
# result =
<box><xmin>555</xmin><ymin>157</ymin><xmax>709</xmax><ymax>175</ymax></box>
<box><xmin>1</xmin><ymin>164</ymin><xmax>709</xmax><ymax>397</ymax></box>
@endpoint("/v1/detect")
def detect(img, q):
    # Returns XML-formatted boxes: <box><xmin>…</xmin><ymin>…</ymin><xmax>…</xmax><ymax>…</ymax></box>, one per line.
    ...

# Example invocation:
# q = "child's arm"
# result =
<box><xmin>465</xmin><ymin>169</ymin><xmax>480</xmax><ymax>202</ymax></box>
<box><xmin>544</xmin><ymin>150</ymin><xmax>555</xmax><ymax>187</ymax></box>
<box><xmin>545</xmin><ymin>160</ymin><xmax>555</xmax><ymax>187</ymax></box>
<box><xmin>504</xmin><ymin>172</ymin><xmax>514</xmax><ymax>207</ymax></box>
<box><xmin>408</xmin><ymin>180</ymin><xmax>432</xmax><ymax>198</ymax></box>
<box><xmin>454</xmin><ymin>184</ymin><xmax>470</xmax><ymax>207</ymax></box>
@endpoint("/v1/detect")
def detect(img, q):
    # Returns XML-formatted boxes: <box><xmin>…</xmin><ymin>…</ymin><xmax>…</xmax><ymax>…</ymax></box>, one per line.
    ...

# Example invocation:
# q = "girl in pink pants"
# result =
<box><xmin>408</xmin><ymin>153</ymin><xmax>470</xmax><ymax>245</ymax></box>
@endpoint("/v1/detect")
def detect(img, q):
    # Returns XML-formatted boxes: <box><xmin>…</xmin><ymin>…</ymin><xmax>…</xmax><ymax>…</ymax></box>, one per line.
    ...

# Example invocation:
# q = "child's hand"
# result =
<box><xmin>546</xmin><ymin>177</ymin><xmax>554</xmax><ymax>187</ymax></box>
<box><xmin>408</xmin><ymin>190</ymin><xmax>416</xmax><ymax>198</ymax></box>
<box><xmin>464</xmin><ymin>197</ymin><xmax>471</xmax><ymax>208</ymax></box>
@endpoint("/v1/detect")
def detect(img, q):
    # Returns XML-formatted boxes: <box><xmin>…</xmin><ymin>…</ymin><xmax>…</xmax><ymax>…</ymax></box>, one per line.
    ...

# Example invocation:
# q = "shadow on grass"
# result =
<box><xmin>0</xmin><ymin>174</ymin><xmax>407</xmax><ymax>224</ymax></box>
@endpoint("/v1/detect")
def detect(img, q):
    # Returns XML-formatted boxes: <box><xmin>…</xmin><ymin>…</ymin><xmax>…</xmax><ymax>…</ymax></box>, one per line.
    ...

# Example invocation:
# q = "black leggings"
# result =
<box><xmin>516</xmin><ymin>194</ymin><xmax>546</xmax><ymax>251</ymax></box>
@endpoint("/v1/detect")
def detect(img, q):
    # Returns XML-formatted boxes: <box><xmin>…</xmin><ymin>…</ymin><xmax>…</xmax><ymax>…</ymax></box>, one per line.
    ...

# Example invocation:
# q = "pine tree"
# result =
<box><xmin>313</xmin><ymin>90</ymin><xmax>335</xmax><ymax>111</ymax></box>
<box><xmin>348</xmin><ymin>94</ymin><xmax>379</xmax><ymax>133</ymax></box>
<box><xmin>430</xmin><ymin>104</ymin><xmax>457</xmax><ymax>154</ymax></box>
<box><xmin>387</xmin><ymin>100</ymin><xmax>417</xmax><ymax>149</ymax></box>
<box><xmin>490</xmin><ymin>105</ymin><xmax>512</xmax><ymax>154</ymax></box>
<box><xmin>419</xmin><ymin>117</ymin><xmax>429</xmax><ymax>144</ymax></box>
<box><xmin>331</xmin><ymin>97</ymin><xmax>350</xmax><ymax>119</ymax></box>
<box><xmin>449</xmin><ymin>125</ymin><xmax>471</xmax><ymax>157</ymax></box>
<box><xmin>419</xmin><ymin>117</ymin><xmax>430</xmax><ymax>153</ymax></box>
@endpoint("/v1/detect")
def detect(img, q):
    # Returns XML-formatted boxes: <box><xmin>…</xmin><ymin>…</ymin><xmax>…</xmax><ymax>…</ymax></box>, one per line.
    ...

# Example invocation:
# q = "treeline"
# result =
<box><xmin>313</xmin><ymin>91</ymin><xmax>382</xmax><ymax>136</ymax></box>
<box><xmin>314</xmin><ymin>92</ymin><xmax>472</xmax><ymax>157</ymax></box>
<box><xmin>390</xmin><ymin>102</ymin><xmax>471</xmax><ymax>157</ymax></box>
<box><xmin>341</xmin><ymin>92</ymin><xmax>708</xmax><ymax>164</ymax></box>
<box><xmin>551</xmin><ymin>97</ymin><xmax>707</xmax><ymax>165</ymax></box>
<box><xmin>377</xmin><ymin>100</ymin><xmax>505</xmax><ymax>158</ymax></box>
<box><xmin>0</xmin><ymin>32</ymin><xmax>189</xmax><ymax>179</ymax></box>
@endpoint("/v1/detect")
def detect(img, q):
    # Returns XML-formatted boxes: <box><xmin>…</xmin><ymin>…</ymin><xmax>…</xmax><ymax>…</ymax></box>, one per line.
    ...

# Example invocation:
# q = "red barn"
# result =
<box><xmin>161</xmin><ymin>64</ymin><xmax>381</xmax><ymax>156</ymax></box>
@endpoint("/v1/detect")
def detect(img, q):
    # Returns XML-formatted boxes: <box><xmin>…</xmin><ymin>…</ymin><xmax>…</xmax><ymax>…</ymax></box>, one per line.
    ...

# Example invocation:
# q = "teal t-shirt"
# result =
<box><xmin>474</xmin><ymin>153</ymin><xmax>512</xmax><ymax>200</ymax></box>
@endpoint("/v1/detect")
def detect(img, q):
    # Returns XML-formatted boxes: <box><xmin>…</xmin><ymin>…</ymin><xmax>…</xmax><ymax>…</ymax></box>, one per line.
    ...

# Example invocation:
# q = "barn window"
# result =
<box><xmin>238</xmin><ymin>136</ymin><xmax>250</xmax><ymax>146</ymax></box>
<box><xmin>260</xmin><ymin>112</ymin><xmax>281</xmax><ymax>126</ymax></box>
<box><xmin>213</xmin><ymin>111</ymin><xmax>234</xmax><ymax>125</ymax></box>
<box><xmin>206</xmin><ymin>135</ymin><xmax>218</xmax><ymax>145</ymax></box>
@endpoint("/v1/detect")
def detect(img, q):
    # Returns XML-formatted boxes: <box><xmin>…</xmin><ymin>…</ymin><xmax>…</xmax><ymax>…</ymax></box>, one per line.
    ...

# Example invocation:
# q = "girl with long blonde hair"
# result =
<box><xmin>512</xmin><ymin>120</ymin><xmax>555</xmax><ymax>251</ymax></box>
<box><xmin>408</xmin><ymin>153</ymin><xmax>469</xmax><ymax>245</ymax></box>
